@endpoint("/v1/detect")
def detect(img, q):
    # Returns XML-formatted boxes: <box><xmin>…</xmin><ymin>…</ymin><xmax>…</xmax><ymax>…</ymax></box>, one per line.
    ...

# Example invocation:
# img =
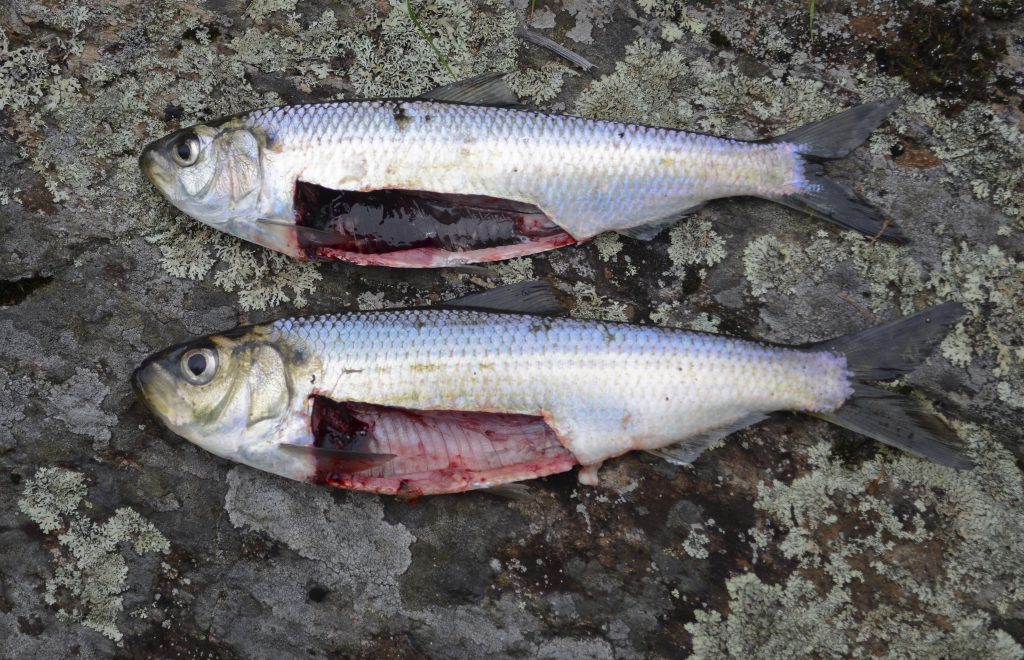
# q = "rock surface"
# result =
<box><xmin>1</xmin><ymin>0</ymin><xmax>1023</xmax><ymax>657</ymax></box>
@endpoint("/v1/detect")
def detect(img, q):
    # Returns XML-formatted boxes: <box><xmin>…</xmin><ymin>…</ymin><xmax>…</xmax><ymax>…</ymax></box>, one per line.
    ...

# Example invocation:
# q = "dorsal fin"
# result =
<box><xmin>417</xmin><ymin>72</ymin><xmax>521</xmax><ymax>107</ymax></box>
<box><xmin>441</xmin><ymin>281</ymin><xmax>566</xmax><ymax>315</ymax></box>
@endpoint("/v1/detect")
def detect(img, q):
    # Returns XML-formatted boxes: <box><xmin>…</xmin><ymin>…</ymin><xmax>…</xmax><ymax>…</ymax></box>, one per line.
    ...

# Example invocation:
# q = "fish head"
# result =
<box><xmin>133</xmin><ymin>325</ymin><xmax>303</xmax><ymax>469</ymax></box>
<box><xmin>140</xmin><ymin>119</ymin><xmax>264</xmax><ymax>228</ymax></box>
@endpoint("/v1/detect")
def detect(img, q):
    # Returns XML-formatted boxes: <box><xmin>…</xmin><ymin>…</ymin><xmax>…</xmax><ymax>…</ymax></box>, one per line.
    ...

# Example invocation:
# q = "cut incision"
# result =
<box><xmin>293</xmin><ymin>182</ymin><xmax>577</xmax><ymax>267</ymax></box>
<box><xmin>305</xmin><ymin>396</ymin><xmax>577</xmax><ymax>496</ymax></box>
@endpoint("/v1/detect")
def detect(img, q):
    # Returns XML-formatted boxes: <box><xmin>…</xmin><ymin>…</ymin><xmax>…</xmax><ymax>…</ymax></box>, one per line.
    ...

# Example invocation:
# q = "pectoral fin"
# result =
<box><xmin>278</xmin><ymin>444</ymin><xmax>396</xmax><ymax>473</ymax></box>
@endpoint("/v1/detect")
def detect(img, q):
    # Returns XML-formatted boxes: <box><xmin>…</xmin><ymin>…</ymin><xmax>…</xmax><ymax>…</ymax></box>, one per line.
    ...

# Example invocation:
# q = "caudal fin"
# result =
<box><xmin>810</xmin><ymin>302</ymin><xmax>973</xmax><ymax>469</ymax></box>
<box><xmin>770</xmin><ymin>99</ymin><xmax>905</xmax><ymax>243</ymax></box>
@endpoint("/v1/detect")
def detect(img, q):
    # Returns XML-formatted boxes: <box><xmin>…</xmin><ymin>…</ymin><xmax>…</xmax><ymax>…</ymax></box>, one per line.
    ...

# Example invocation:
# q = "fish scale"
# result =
<box><xmin>272</xmin><ymin>309</ymin><xmax>851</xmax><ymax>465</ymax></box>
<box><xmin>246</xmin><ymin>100</ymin><xmax>801</xmax><ymax>239</ymax></box>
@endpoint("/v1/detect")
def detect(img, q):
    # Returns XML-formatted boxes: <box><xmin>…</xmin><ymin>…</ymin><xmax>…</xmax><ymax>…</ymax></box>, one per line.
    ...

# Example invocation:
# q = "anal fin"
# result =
<box><xmin>646</xmin><ymin>413</ymin><xmax>768</xmax><ymax>466</ymax></box>
<box><xmin>616</xmin><ymin>203</ymin><xmax>706</xmax><ymax>241</ymax></box>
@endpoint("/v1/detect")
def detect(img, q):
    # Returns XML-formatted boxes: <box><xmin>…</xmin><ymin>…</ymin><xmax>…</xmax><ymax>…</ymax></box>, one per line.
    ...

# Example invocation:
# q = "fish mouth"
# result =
<box><xmin>132</xmin><ymin>352</ymin><xmax>186</xmax><ymax>429</ymax></box>
<box><xmin>138</xmin><ymin>145</ymin><xmax>176</xmax><ymax>193</ymax></box>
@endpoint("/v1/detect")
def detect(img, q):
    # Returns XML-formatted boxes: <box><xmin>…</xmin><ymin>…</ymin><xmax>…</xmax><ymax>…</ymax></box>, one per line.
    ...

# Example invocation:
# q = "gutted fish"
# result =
<box><xmin>133</xmin><ymin>283</ymin><xmax>971</xmax><ymax>497</ymax></box>
<box><xmin>139</xmin><ymin>74</ymin><xmax>903</xmax><ymax>268</ymax></box>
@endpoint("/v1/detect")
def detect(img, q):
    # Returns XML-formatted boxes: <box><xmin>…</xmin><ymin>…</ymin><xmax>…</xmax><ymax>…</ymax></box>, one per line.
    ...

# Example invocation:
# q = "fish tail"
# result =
<box><xmin>808</xmin><ymin>301</ymin><xmax>973</xmax><ymax>469</ymax></box>
<box><xmin>770</xmin><ymin>99</ymin><xmax>906</xmax><ymax>243</ymax></box>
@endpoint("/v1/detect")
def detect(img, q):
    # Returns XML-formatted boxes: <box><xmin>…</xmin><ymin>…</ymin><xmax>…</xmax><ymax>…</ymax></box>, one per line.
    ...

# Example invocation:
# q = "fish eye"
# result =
<box><xmin>171</xmin><ymin>134</ymin><xmax>200</xmax><ymax>167</ymax></box>
<box><xmin>180</xmin><ymin>348</ymin><xmax>217</xmax><ymax>385</ymax></box>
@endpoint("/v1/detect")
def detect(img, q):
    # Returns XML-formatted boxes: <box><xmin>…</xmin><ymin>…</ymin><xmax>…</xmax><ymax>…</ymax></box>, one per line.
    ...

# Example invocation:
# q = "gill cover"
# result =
<box><xmin>246</xmin><ymin>343</ymin><xmax>290</xmax><ymax>425</ymax></box>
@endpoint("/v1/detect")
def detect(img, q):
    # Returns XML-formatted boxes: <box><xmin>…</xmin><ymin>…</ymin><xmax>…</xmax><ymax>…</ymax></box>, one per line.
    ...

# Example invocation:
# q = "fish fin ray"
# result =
<box><xmin>776</xmin><ymin>166</ymin><xmax>906</xmax><ymax>243</ymax></box>
<box><xmin>278</xmin><ymin>443</ymin><xmax>397</xmax><ymax>473</ymax></box>
<box><xmin>809</xmin><ymin>301</ymin><xmax>966</xmax><ymax>380</ymax></box>
<box><xmin>617</xmin><ymin>218</ymin><xmax>678</xmax><ymax>241</ymax></box>
<box><xmin>646</xmin><ymin>414</ymin><xmax>768</xmax><ymax>465</ymax></box>
<box><xmin>417</xmin><ymin>72</ymin><xmax>521</xmax><ymax>107</ymax></box>
<box><xmin>769</xmin><ymin>99</ymin><xmax>900</xmax><ymax>159</ymax></box>
<box><xmin>481</xmin><ymin>483</ymin><xmax>532</xmax><ymax>499</ymax></box>
<box><xmin>441</xmin><ymin>281</ymin><xmax>567</xmax><ymax>316</ymax></box>
<box><xmin>542</xmin><ymin>197</ymin><xmax>703</xmax><ymax>241</ymax></box>
<box><xmin>806</xmin><ymin>301</ymin><xmax>973</xmax><ymax>469</ymax></box>
<box><xmin>767</xmin><ymin>99</ymin><xmax>906</xmax><ymax>242</ymax></box>
<box><xmin>255</xmin><ymin>217</ymin><xmax>342</xmax><ymax>248</ymax></box>
<box><xmin>616</xmin><ymin>203</ymin><xmax>706</xmax><ymax>241</ymax></box>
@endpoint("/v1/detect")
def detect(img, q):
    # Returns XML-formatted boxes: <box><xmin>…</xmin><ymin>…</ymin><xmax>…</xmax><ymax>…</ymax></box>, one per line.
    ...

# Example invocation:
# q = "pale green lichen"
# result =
<box><xmin>17</xmin><ymin>467</ymin><xmax>88</xmax><ymax>534</ymax></box>
<box><xmin>563</xmin><ymin>0</ymin><xmax>615</xmax><ymax>45</ymax></box>
<box><xmin>492</xmin><ymin>256</ymin><xmax>537</xmax><ymax>283</ymax></box>
<box><xmin>506</xmin><ymin>62</ymin><xmax>576</xmax><ymax>105</ymax></box>
<box><xmin>18</xmin><ymin>467</ymin><xmax>170</xmax><ymax>642</ymax></box>
<box><xmin>682</xmin><ymin>526</ymin><xmax>710</xmax><ymax>559</ymax></box>
<box><xmin>574</xmin><ymin>39</ymin><xmax>688</xmax><ymax>126</ymax></box>
<box><xmin>637</xmin><ymin>0</ymin><xmax>707</xmax><ymax>41</ymax></box>
<box><xmin>212</xmin><ymin>239</ymin><xmax>321</xmax><ymax>310</ymax></box>
<box><xmin>570</xmin><ymin>282</ymin><xmax>629</xmax><ymax>321</ymax></box>
<box><xmin>688</xmin><ymin>424</ymin><xmax>1024</xmax><ymax>657</ymax></box>
<box><xmin>593</xmin><ymin>233</ymin><xmax>624</xmax><ymax>262</ymax></box>
<box><xmin>338</xmin><ymin>0</ymin><xmax>520</xmax><ymax>98</ymax></box>
<box><xmin>666</xmin><ymin>219</ymin><xmax>726</xmax><ymax>278</ymax></box>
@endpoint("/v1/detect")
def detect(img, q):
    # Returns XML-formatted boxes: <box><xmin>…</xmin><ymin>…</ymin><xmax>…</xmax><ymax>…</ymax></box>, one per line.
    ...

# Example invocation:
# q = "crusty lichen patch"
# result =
<box><xmin>46</xmin><ymin>367</ymin><xmax>118</xmax><ymax>451</ymax></box>
<box><xmin>18</xmin><ymin>468</ymin><xmax>170</xmax><ymax>642</ymax></box>
<box><xmin>687</xmin><ymin>425</ymin><xmax>1024</xmax><ymax>657</ymax></box>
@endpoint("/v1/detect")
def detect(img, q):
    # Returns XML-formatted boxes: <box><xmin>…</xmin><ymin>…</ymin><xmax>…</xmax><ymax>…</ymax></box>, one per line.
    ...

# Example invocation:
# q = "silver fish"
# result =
<box><xmin>139</xmin><ymin>74</ymin><xmax>903</xmax><ymax>268</ymax></box>
<box><xmin>133</xmin><ymin>283</ymin><xmax>970</xmax><ymax>497</ymax></box>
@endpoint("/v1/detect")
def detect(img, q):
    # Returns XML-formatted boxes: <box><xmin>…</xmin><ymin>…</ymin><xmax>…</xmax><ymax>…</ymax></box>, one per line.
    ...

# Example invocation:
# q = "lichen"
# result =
<box><xmin>338</xmin><ymin>0</ymin><xmax>520</xmax><ymax>98</ymax></box>
<box><xmin>681</xmin><ymin>526</ymin><xmax>710</xmax><ymax>559</ymax></box>
<box><xmin>505</xmin><ymin>62</ymin><xmax>576</xmax><ymax>104</ymax></box>
<box><xmin>569</xmin><ymin>282</ymin><xmax>629</xmax><ymax>321</ymax></box>
<box><xmin>18</xmin><ymin>467</ymin><xmax>170</xmax><ymax>642</ymax></box>
<box><xmin>688</xmin><ymin>424</ymin><xmax>1024</xmax><ymax>657</ymax></box>
<box><xmin>563</xmin><ymin>0</ymin><xmax>615</xmax><ymax>45</ymax></box>
<box><xmin>666</xmin><ymin>219</ymin><xmax>726</xmax><ymax>278</ymax></box>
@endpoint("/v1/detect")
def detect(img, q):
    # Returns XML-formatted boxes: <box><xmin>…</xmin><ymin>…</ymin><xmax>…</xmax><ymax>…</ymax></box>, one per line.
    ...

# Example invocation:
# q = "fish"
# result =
<box><xmin>133</xmin><ymin>282</ymin><xmax>971</xmax><ymax>497</ymax></box>
<box><xmin>139</xmin><ymin>74</ymin><xmax>904</xmax><ymax>268</ymax></box>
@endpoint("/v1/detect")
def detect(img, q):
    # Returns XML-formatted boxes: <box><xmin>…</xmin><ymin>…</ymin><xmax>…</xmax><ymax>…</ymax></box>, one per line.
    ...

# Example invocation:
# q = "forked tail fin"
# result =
<box><xmin>769</xmin><ymin>99</ymin><xmax>906</xmax><ymax>243</ymax></box>
<box><xmin>809</xmin><ymin>302</ymin><xmax>973</xmax><ymax>469</ymax></box>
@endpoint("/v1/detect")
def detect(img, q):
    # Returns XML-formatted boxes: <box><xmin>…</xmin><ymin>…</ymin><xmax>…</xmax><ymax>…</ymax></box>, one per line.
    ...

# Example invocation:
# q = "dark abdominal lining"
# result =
<box><xmin>293</xmin><ymin>181</ymin><xmax>567</xmax><ymax>254</ymax></box>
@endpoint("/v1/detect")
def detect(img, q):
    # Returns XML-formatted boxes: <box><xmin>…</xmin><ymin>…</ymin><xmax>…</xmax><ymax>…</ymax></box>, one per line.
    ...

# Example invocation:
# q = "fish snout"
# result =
<box><xmin>138</xmin><ymin>141</ymin><xmax>177</xmax><ymax>193</ymax></box>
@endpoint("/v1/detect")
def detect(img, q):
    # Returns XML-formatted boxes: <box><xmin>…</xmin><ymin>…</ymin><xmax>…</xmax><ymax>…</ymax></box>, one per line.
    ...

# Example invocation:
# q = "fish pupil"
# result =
<box><xmin>187</xmin><ymin>353</ymin><xmax>206</xmax><ymax>376</ymax></box>
<box><xmin>175</xmin><ymin>141</ymin><xmax>191</xmax><ymax>161</ymax></box>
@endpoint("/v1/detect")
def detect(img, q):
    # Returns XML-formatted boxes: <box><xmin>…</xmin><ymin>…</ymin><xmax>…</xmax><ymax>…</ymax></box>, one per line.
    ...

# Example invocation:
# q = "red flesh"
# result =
<box><xmin>293</xmin><ymin>183</ymin><xmax>578</xmax><ymax>266</ymax></box>
<box><xmin>306</xmin><ymin>396</ymin><xmax>577</xmax><ymax>496</ymax></box>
